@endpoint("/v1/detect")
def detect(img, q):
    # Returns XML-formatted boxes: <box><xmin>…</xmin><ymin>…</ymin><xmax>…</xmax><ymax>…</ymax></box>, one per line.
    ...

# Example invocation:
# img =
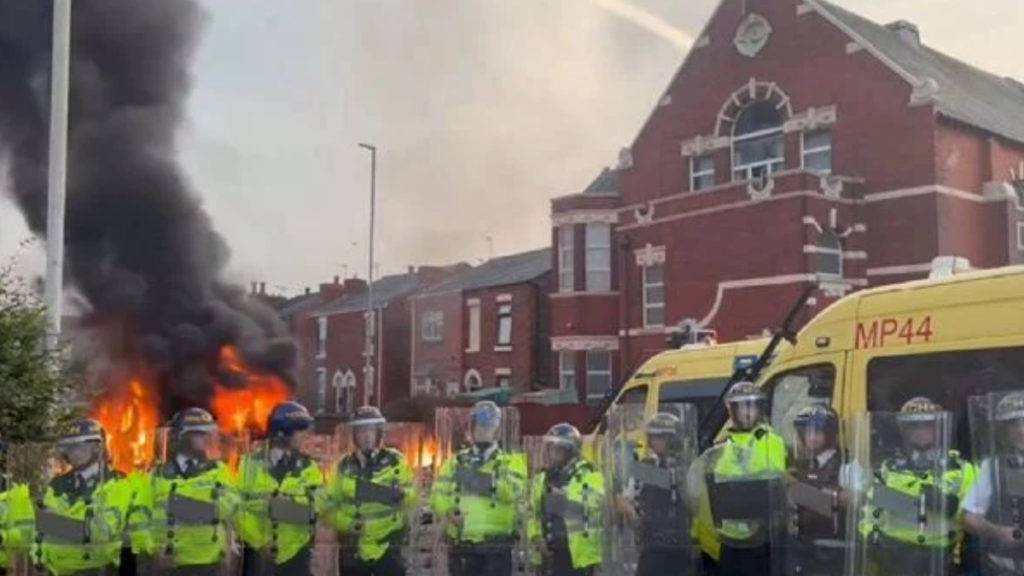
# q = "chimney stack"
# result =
<box><xmin>304</xmin><ymin>287</ymin><xmax>311</xmax><ymax>296</ymax></box>
<box><xmin>333</xmin><ymin>275</ymin><xmax>340</xmax><ymax>284</ymax></box>
<box><xmin>886</xmin><ymin>20</ymin><xmax>920</xmax><ymax>48</ymax></box>
<box><xmin>259</xmin><ymin>282</ymin><xmax>266</xmax><ymax>295</ymax></box>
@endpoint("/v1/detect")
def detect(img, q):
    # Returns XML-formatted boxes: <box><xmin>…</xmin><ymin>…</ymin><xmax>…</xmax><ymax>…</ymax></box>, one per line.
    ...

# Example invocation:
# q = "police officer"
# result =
<box><xmin>237</xmin><ymin>401</ymin><xmax>324</xmax><ymax>575</ymax></box>
<box><xmin>702</xmin><ymin>381</ymin><xmax>786</xmax><ymax>576</ymax></box>
<box><xmin>964</xmin><ymin>391</ymin><xmax>1024</xmax><ymax>575</ymax></box>
<box><xmin>621</xmin><ymin>413</ymin><xmax>695</xmax><ymax>576</ymax></box>
<box><xmin>858</xmin><ymin>397</ymin><xmax>975</xmax><ymax>574</ymax></box>
<box><xmin>430</xmin><ymin>401</ymin><xmax>527</xmax><ymax>576</ymax></box>
<box><xmin>527</xmin><ymin>424</ymin><xmax>603</xmax><ymax>576</ymax></box>
<box><xmin>0</xmin><ymin>434</ymin><xmax>33</xmax><ymax>575</ymax></box>
<box><xmin>784</xmin><ymin>404</ymin><xmax>846</xmax><ymax>576</ymax></box>
<box><xmin>326</xmin><ymin>406</ymin><xmax>415</xmax><ymax>576</ymax></box>
<box><xmin>147</xmin><ymin>407</ymin><xmax>238</xmax><ymax>576</ymax></box>
<box><xmin>34</xmin><ymin>419</ymin><xmax>135</xmax><ymax>576</ymax></box>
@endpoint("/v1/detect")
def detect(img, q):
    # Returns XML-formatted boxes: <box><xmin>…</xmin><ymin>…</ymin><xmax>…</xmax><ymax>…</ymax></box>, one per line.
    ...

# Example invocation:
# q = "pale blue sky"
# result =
<box><xmin>2</xmin><ymin>0</ymin><xmax>1022</xmax><ymax>296</ymax></box>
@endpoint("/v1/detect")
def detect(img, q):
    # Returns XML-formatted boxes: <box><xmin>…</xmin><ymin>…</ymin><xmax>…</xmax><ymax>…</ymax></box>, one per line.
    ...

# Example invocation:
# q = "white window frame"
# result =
<box><xmin>816</xmin><ymin>230</ymin><xmax>843</xmax><ymax>279</ymax></box>
<box><xmin>642</xmin><ymin>264</ymin><xmax>665</xmax><ymax>327</ymax></box>
<box><xmin>559</xmin><ymin>351</ymin><xmax>577</xmax><ymax>391</ymax></box>
<box><xmin>1017</xmin><ymin>221</ymin><xmax>1024</xmax><ymax>251</ymax></box>
<box><xmin>496</xmin><ymin>303</ymin><xmax>513</xmax><ymax>347</ymax></box>
<box><xmin>801</xmin><ymin>129</ymin><xmax>833</xmax><ymax>175</ymax></box>
<box><xmin>558</xmin><ymin>225</ymin><xmax>575</xmax><ymax>292</ymax></box>
<box><xmin>464</xmin><ymin>369</ymin><xmax>483</xmax><ymax>392</ymax></box>
<box><xmin>732</xmin><ymin>125</ymin><xmax>785</xmax><ymax>182</ymax></box>
<box><xmin>420</xmin><ymin>310</ymin><xmax>444</xmax><ymax>342</ymax></box>
<box><xmin>466</xmin><ymin>300</ymin><xmax>481</xmax><ymax>352</ymax></box>
<box><xmin>585</xmin><ymin>222</ymin><xmax>612</xmax><ymax>291</ymax></box>
<box><xmin>690</xmin><ymin>154</ymin><xmax>716</xmax><ymax>191</ymax></box>
<box><xmin>315</xmin><ymin>368</ymin><xmax>327</xmax><ymax>414</ymax></box>
<box><xmin>586</xmin><ymin>350</ymin><xmax>613</xmax><ymax>401</ymax></box>
<box><xmin>315</xmin><ymin>317</ymin><xmax>327</xmax><ymax>358</ymax></box>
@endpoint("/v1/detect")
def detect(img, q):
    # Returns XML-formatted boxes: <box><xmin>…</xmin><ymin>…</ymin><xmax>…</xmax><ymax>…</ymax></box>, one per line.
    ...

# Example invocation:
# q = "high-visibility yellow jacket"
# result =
<box><xmin>527</xmin><ymin>459</ymin><xmax>604</xmax><ymax>570</ymax></box>
<box><xmin>145</xmin><ymin>458</ymin><xmax>239</xmax><ymax>568</ymax></box>
<box><xmin>33</xmin><ymin>470</ymin><xmax>134</xmax><ymax>576</ymax></box>
<box><xmin>236</xmin><ymin>451</ymin><xmax>324</xmax><ymax>564</ymax></box>
<box><xmin>323</xmin><ymin>448</ymin><xmax>415</xmax><ymax>562</ymax></box>
<box><xmin>430</xmin><ymin>446</ymin><xmax>527</xmax><ymax>544</ymax></box>
<box><xmin>0</xmin><ymin>483</ymin><xmax>35</xmax><ymax>568</ymax></box>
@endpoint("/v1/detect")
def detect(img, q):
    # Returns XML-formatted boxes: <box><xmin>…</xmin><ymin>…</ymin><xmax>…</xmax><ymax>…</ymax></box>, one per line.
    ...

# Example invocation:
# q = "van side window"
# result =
<box><xmin>867</xmin><ymin>346</ymin><xmax>1024</xmax><ymax>458</ymax></box>
<box><xmin>765</xmin><ymin>364</ymin><xmax>836</xmax><ymax>441</ymax></box>
<box><xmin>597</xmin><ymin>384</ymin><xmax>649</xmax><ymax>434</ymax></box>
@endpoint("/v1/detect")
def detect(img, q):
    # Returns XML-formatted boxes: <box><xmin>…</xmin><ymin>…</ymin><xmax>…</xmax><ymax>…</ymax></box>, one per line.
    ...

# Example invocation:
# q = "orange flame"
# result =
<box><xmin>92</xmin><ymin>378</ymin><xmax>160</xmax><ymax>473</ymax></box>
<box><xmin>210</xmin><ymin>345</ymin><xmax>292</xmax><ymax>437</ymax></box>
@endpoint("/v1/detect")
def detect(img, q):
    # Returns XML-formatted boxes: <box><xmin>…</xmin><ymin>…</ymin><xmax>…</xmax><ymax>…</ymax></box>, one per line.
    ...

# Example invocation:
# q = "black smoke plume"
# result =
<box><xmin>0</xmin><ymin>0</ymin><xmax>297</xmax><ymax>414</ymax></box>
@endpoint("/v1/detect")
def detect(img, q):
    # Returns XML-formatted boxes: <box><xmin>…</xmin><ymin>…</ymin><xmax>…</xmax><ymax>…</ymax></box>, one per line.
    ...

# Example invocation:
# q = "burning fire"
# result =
<box><xmin>91</xmin><ymin>345</ymin><xmax>292</xmax><ymax>474</ymax></box>
<box><xmin>210</xmin><ymin>345</ymin><xmax>292</xmax><ymax>436</ymax></box>
<box><xmin>92</xmin><ymin>378</ymin><xmax>160</xmax><ymax>474</ymax></box>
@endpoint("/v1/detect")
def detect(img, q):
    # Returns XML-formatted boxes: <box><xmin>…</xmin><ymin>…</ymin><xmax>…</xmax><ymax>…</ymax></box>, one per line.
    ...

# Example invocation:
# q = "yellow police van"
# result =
<box><xmin>754</xmin><ymin>264</ymin><xmax>1024</xmax><ymax>453</ymax></box>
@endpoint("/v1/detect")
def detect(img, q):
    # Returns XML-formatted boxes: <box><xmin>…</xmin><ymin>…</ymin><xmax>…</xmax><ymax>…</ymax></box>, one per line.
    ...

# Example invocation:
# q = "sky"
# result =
<box><xmin>2</xmin><ymin>0</ymin><xmax>1023</xmax><ymax>297</ymax></box>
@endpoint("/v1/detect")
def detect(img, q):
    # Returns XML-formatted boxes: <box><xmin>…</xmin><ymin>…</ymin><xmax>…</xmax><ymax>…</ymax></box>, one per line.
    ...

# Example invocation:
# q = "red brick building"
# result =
<box><xmin>410</xmin><ymin>249</ymin><xmax>551</xmax><ymax>397</ymax></box>
<box><xmin>550</xmin><ymin>0</ymin><xmax>1024</xmax><ymax>400</ymax></box>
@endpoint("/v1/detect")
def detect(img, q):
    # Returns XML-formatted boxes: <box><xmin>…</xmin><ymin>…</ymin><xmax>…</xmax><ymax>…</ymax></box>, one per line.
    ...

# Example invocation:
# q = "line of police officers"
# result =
<box><xmin>0</xmin><ymin>388</ymin><xmax>1021</xmax><ymax>576</ymax></box>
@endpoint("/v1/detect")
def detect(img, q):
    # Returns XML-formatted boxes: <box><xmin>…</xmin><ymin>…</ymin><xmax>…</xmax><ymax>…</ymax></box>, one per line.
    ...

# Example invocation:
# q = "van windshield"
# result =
<box><xmin>658</xmin><ymin>377</ymin><xmax>730</xmax><ymax>424</ymax></box>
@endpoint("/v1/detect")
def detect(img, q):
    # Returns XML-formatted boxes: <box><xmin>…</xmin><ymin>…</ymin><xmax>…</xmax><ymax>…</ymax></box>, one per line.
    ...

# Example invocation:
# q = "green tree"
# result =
<box><xmin>0</xmin><ymin>266</ymin><xmax>78</xmax><ymax>442</ymax></box>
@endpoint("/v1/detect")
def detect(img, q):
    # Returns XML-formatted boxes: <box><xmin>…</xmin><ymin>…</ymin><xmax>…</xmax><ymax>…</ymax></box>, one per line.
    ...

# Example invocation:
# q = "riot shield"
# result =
<box><xmin>697</xmin><ymin>423</ymin><xmax>787</xmax><ymax>573</ymax></box>
<box><xmin>327</xmin><ymin>422</ymin><xmax>422</xmax><ymax>576</ymax></box>
<box><xmin>15</xmin><ymin>441</ymin><xmax>134</xmax><ymax>575</ymax></box>
<box><xmin>781</xmin><ymin>404</ymin><xmax>846</xmax><ymax>576</ymax></box>
<box><xmin>968</xmin><ymin>392</ymin><xmax>1024</xmax><ymax>576</ymax></box>
<box><xmin>145</xmin><ymin>425</ymin><xmax>239</xmax><ymax>575</ymax></box>
<box><xmin>845</xmin><ymin>411</ymin><xmax>959</xmax><ymax>576</ymax></box>
<box><xmin>604</xmin><ymin>404</ymin><xmax>699</xmax><ymax>576</ymax></box>
<box><xmin>235</xmin><ymin>434</ymin><xmax>333</xmax><ymax>576</ymax></box>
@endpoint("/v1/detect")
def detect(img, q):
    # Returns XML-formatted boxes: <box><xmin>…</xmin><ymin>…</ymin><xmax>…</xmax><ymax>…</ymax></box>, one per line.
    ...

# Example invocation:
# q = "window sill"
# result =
<box><xmin>464</xmin><ymin>347</ymin><xmax>480</xmax><ymax>354</ymax></box>
<box><xmin>494</xmin><ymin>346</ymin><xmax>513</xmax><ymax>353</ymax></box>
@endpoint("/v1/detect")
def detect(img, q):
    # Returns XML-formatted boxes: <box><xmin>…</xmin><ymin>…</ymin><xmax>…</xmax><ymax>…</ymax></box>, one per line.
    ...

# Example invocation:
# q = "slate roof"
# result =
<box><xmin>277</xmin><ymin>292</ymin><xmax>321</xmax><ymax>319</ymax></box>
<box><xmin>418</xmin><ymin>248</ymin><xmax>551</xmax><ymax>296</ymax></box>
<box><xmin>583</xmin><ymin>167</ymin><xmax>621</xmax><ymax>195</ymax></box>
<box><xmin>817</xmin><ymin>0</ymin><xmax>1024</xmax><ymax>145</ymax></box>
<box><xmin>315</xmin><ymin>272</ymin><xmax>424</xmax><ymax>316</ymax></box>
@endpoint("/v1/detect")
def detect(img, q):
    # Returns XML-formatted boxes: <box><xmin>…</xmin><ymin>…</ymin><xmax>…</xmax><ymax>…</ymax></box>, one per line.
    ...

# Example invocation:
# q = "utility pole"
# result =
<box><xmin>358</xmin><ymin>143</ymin><xmax>377</xmax><ymax>405</ymax></box>
<box><xmin>44</xmin><ymin>0</ymin><xmax>72</xmax><ymax>350</ymax></box>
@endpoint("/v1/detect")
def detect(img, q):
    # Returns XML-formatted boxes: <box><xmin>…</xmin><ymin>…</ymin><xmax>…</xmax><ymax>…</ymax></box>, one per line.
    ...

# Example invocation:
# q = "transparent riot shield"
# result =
<box><xmin>604</xmin><ymin>404</ymin><xmax>699</xmax><ymax>576</ymax></box>
<box><xmin>146</xmin><ymin>426</ymin><xmax>239</xmax><ymax>575</ymax></box>
<box><xmin>326</xmin><ymin>422</ymin><xmax>423</xmax><ymax>576</ymax></box>
<box><xmin>234</xmin><ymin>432</ymin><xmax>333</xmax><ymax>576</ymax></box>
<box><xmin>969</xmin><ymin>392</ymin><xmax>1024</xmax><ymax>576</ymax></box>
<box><xmin>781</xmin><ymin>405</ymin><xmax>847</xmax><ymax>576</ymax></box>
<box><xmin>13</xmin><ymin>441</ymin><xmax>134</xmax><ymax>575</ymax></box>
<box><xmin>430</xmin><ymin>406</ymin><xmax>527</xmax><ymax>576</ymax></box>
<box><xmin>845</xmin><ymin>411</ymin><xmax>959</xmax><ymax>576</ymax></box>
<box><xmin>697</xmin><ymin>422</ymin><xmax>787</xmax><ymax>574</ymax></box>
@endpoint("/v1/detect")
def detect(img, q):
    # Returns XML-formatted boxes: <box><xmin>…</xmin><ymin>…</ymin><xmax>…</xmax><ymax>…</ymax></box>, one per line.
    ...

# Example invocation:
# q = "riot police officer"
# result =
<box><xmin>964</xmin><ymin>391</ymin><xmax>1024</xmax><ymax>575</ymax></box>
<box><xmin>701</xmin><ymin>381</ymin><xmax>786</xmax><ymax>576</ymax></box>
<box><xmin>34</xmin><ymin>419</ymin><xmax>135</xmax><ymax>576</ymax></box>
<box><xmin>430</xmin><ymin>401</ymin><xmax>527</xmax><ymax>576</ymax></box>
<box><xmin>327</xmin><ymin>405</ymin><xmax>416</xmax><ymax>576</ymax></box>
<box><xmin>784</xmin><ymin>404</ymin><xmax>846</xmax><ymax>576</ymax></box>
<box><xmin>527</xmin><ymin>423</ymin><xmax>603</xmax><ymax>576</ymax></box>
<box><xmin>0</xmin><ymin>433</ymin><xmax>33</xmax><ymax>575</ymax></box>
<box><xmin>237</xmin><ymin>401</ymin><xmax>324</xmax><ymax>575</ymax></box>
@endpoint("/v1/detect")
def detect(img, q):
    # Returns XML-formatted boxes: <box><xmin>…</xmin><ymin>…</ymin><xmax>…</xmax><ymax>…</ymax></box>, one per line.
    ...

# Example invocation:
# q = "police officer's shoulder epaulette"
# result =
<box><xmin>753</xmin><ymin>427</ymin><xmax>768</xmax><ymax>440</ymax></box>
<box><xmin>380</xmin><ymin>447</ymin><xmax>402</xmax><ymax>467</ymax></box>
<box><xmin>946</xmin><ymin>450</ymin><xmax>964</xmax><ymax>470</ymax></box>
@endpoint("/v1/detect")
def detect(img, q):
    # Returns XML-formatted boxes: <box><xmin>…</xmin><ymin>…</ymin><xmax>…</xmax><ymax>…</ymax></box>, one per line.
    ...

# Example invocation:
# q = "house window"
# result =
<box><xmin>315</xmin><ymin>368</ymin><xmax>327</xmax><ymax>414</ymax></box>
<box><xmin>802</xmin><ymin>129</ymin><xmax>832</xmax><ymax>174</ymax></box>
<box><xmin>315</xmin><ymin>317</ymin><xmax>327</xmax><ymax>358</ymax></box>
<box><xmin>690</xmin><ymin>154</ymin><xmax>716</xmax><ymax>191</ymax></box>
<box><xmin>585</xmin><ymin>222</ymin><xmax>612</xmax><ymax>291</ymax></box>
<box><xmin>1017</xmin><ymin>222</ymin><xmax>1024</xmax><ymax>251</ymax></box>
<box><xmin>732</xmin><ymin>100</ymin><xmax>785</xmax><ymax>181</ymax></box>
<box><xmin>467</xmin><ymin>301</ymin><xmax>481</xmax><ymax>352</ymax></box>
<box><xmin>558</xmin><ymin>225</ymin><xmax>575</xmax><ymax>292</ymax></box>
<box><xmin>586</xmin><ymin>350</ymin><xmax>613</xmax><ymax>401</ymax></box>
<box><xmin>559</xmin><ymin>351</ymin><xmax>577</xmax><ymax>391</ymax></box>
<box><xmin>420</xmin><ymin>310</ymin><xmax>444</xmax><ymax>342</ymax></box>
<box><xmin>496</xmin><ymin>304</ymin><xmax>513</xmax><ymax>346</ymax></box>
<box><xmin>643</xmin><ymin>264</ymin><xmax>665</xmax><ymax>327</ymax></box>
<box><xmin>816</xmin><ymin>230</ymin><xmax>843</xmax><ymax>278</ymax></box>
<box><xmin>464</xmin><ymin>370</ymin><xmax>483</xmax><ymax>392</ymax></box>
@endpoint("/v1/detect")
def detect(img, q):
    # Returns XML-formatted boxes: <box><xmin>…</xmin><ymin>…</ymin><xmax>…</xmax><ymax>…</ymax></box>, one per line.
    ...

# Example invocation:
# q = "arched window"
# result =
<box><xmin>464</xmin><ymin>369</ymin><xmax>483</xmax><ymax>393</ymax></box>
<box><xmin>732</xmin><ymin>100</ymin><xmax>786</xmax><ymax>181</ymax></box>
<box><xmin>816</xmin><ymin>230</ymin><xmax>843</xmax><ymax>279</ymax></box>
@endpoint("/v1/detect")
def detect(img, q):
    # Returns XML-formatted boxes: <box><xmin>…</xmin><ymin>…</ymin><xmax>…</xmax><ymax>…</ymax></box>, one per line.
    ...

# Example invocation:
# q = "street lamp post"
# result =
<box><xmin>358</xmin><ymin>143</ymin><xmax>377</xmax><ymax>405</ymax></box>
<box><xmin>44</xmin><ymin>0</ymin><xmax>72</xmax><ymax>350</ymax></box>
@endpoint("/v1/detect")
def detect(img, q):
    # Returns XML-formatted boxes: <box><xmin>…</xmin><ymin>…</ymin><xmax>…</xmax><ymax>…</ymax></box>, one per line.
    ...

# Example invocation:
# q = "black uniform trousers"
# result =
<box><xmin>339</xmin><ymin>543</ymin><xmax>406</xmax><ymax>576</ymax></box>
<box><xmin>541</xmin><ymin>546</ymin><xmax>591</xmax><ymax>576</ymax></box>
<box><xmin>718</xmin><ymin>543</ymin><xmax>775</xmax><ymax>576</ymax></box>
<box><xmin>636</xmin><ymin>548</ymin><xmax>694</xmax><ymax>576</ymax></box>
<box><xmin>447</xmin><ymin>541</ymin><xmax>512</xmax><ymax>576</ymax></box>
<box><xmin>243</xmin><ymin>544</ymin><xmax>313</xmax><ymax>576</ymax></box>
